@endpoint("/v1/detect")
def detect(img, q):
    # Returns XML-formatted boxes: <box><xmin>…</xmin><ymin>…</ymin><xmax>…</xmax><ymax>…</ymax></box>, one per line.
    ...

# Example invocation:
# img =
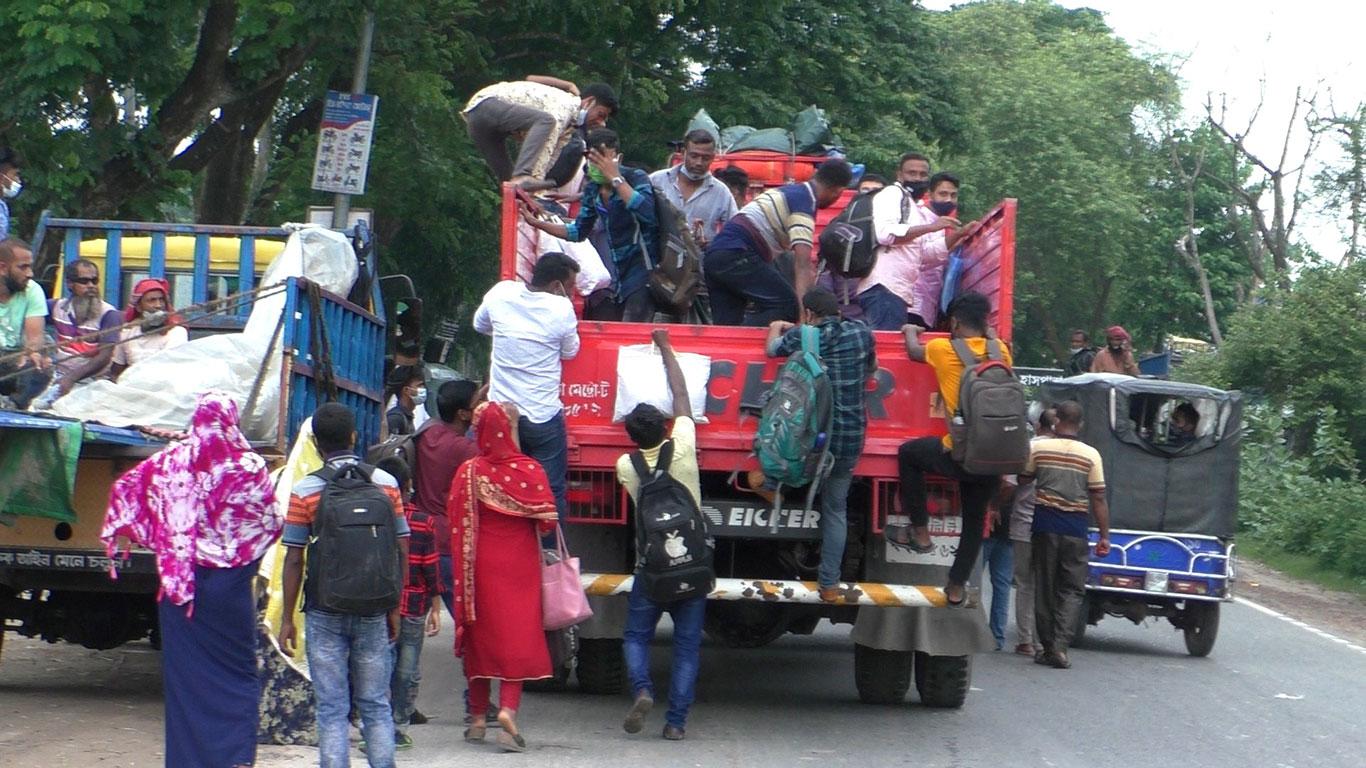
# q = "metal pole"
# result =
<box><xmin>332</xmin><ymin>9</ymin><xmax>375</xmax><ymax>230</ymax></box>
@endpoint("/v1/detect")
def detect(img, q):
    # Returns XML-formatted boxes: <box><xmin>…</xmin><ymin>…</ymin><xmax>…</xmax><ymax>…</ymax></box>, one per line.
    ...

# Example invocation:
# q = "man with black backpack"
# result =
<box><xmin>892</xmin><ymin>292</ymin><xmax>1025</xmax><ymax>608</ymax></box>
<box><xmin>279</xmin><ymin>403</ymin><xmax>411</xmax><ymax>768</ymax></box>
<box><xmin>765</xmin><ymin>287</ymin><xmax>877</xmax><ymax>603</ymax></box>
<box><xmin>615</xmin><ymin>328</ymin><xmax>714</xmax><ymax>741</ymax></box>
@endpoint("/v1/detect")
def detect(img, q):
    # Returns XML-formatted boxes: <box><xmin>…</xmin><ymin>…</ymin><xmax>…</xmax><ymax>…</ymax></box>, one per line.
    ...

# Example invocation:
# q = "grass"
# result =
<box><xmin>1239</xmin><ymin>537</ymin><xmax>1366</xmax><ymax>599</ymax></box>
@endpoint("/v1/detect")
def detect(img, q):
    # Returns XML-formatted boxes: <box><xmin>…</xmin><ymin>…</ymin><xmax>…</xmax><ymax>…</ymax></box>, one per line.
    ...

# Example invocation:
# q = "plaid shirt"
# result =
<box><xmin>402</xmin><ymin>502</ymin><xmax>443</xmax><ymax>618</ymax></box>
<box><xmin>774</xmin><ymin>317</ymin><xmax>877</xmax><ymax>462</ymax></box>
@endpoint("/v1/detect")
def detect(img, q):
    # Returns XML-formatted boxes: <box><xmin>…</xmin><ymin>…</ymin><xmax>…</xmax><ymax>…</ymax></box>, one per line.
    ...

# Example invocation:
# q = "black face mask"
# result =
<box><xmin>903</xmin><ymin>179</ymin><xmax>929</xmax><ymax>200</ymax></box>
<box><xmin>1108</xmin><ymin>344</ymin><xmax>1124</xmax><ymax>353</ymax></box>
<box><xmin>929</xmin><ymin>199</ymin><xmax>956</xmax><ymax>216</ymax></box>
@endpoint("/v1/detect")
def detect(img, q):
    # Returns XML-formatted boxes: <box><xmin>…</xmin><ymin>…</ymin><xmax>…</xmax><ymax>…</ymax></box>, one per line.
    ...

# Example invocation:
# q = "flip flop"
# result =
<box><xmin>463</xmin><ymin>724</ymin><xmax>486</xmax><ymax>743</ymax></box>
<box><xmin>886</xmin><ymin>525</ymin><xmax>935</xmax><ymax>553</ymax></box>
<box><xmin>497</xmin><ymin>711</ymin><xmax>527</xmax><ymax>753</ymax></box>
<box><xmin>944</xmin><ymin>584</ymin><xmax>968</xmax><ymax>608</ymax></box>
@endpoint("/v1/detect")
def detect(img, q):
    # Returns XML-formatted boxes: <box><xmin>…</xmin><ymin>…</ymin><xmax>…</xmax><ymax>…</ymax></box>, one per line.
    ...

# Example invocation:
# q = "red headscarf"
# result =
<box><xmin>448</xmin><ymin>402</ymin><xmax>557</xmax><ymax>634</ymax></box>
<box><xmin>1105</xmin><ymin>325</ymin><xmax>1131</xmax><ymax>342</ymax></box>
<box><xmin>124</xmin><ymin>278</ymin><xmax>177</xmax><ymax>323</ymax></box>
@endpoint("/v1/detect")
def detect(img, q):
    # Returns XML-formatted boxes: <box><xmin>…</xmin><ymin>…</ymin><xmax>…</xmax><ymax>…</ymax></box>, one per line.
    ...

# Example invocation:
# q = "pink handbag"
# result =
<box><xmin>542</xmin><ymin>526</ymin><xmax>594</xmax><ymax>630</ymax></box>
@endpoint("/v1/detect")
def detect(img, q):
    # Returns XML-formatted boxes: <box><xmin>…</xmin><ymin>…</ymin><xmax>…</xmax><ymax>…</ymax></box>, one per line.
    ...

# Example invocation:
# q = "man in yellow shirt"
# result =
<box><xmin>892</xmin><ymin>292</ymin><xmax>1010</xmax><ymax>606</ymax></box>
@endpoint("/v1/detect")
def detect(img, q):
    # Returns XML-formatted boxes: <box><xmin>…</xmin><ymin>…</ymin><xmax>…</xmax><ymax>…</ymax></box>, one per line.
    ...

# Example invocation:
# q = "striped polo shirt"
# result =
<box><xmin>1027</xmin><ymin>436</ymin><xmax>1105</xmax><ymax>538</ymax></box>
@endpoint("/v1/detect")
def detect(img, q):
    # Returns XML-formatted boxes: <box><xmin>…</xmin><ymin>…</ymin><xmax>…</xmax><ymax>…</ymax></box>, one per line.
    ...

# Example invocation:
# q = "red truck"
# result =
<box><xmin>501</xmin><ymin>152</ymin><xmax>1018</xmax><ymax>707</ymax></box>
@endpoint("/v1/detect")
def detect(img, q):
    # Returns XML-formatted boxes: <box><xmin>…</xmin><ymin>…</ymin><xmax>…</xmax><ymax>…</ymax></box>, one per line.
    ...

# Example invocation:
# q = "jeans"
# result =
<box><xmin>306</xmin><ymin>610</ymin><xmax>395</xmax><ymax>768</ymax></box>
<box><xmin>817</xmin><ymin>457</ymin><xmax>858</xmax><ymax>589</ymax></box>
<box><xmin>1012</xmin><ymin>539</ymin><xmax>1037</xmax><ymax>648</ymax></box>
<box><xmin>856</xmin><ymin>284</ymin><xmax>910</xmax><ymax>331</ymax></box>
<box><xmin>465</xmin><ymin>97</ymin><xmax>559</xmax><ymax>181</ymax></box>
<box><xmin>518</xmin><ymin>411</ymin><xmax>569</xmax><ymax>521</ymax></box>
<box><xmin>619</xmin><ymin>286</ymin><xmax>658</xmax><ymax>323</ymax></box>
<box><xmin>439</xmin><ymin>554</ymin><xmax>456</xmax><ymax>619</ymax></box>
<box><xmin>389</xmin><ymin>616</ymin><xmax>426</xmax><ymax>725</ymax></box>
<box><xmin>896</xmin><ymin>436</ymin><xmax>998</xmax><ymax>586</ymax></box>
<box><xmin>980</xmin><ymin>537</ymin><xmax>1014</xmax><ymax>648</ymax></box>
<box><xmin>0</xmin><ymin>352</ymin><xmax>53</xmax><ymax>410</ymax></box>
<box><xmin>623</xmin><ymin>578</ymin><xmax>707</xmax><ymax>729</ymax></box>
<box><xmin>1032</xmin><ymin>532</ymin><xmax>1090</xmax><ymax>653</ymax></box>
<box><xmin>703</xmin><ymin>248</ymin><xmax>798</xmax><ymax>327</ymax></box>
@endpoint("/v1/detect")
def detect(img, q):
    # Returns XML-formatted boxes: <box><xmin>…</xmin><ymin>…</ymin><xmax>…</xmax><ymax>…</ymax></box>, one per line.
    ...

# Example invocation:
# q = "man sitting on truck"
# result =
<box><xmin>765</xmin><ymin>286</ymin><xmax>877</xmax><ymax>602</ymax></box>
<box><xmin>649</xmin><ymin>129</ymin><xmax>738</xmax><ymax>250</ymax></box>
<box><xmin>44</xmin><ymin>258</ymin><xmax>120</xmax><ymax>401</ymax></box>
<box><xmin>474</xmin><ymin>251</ymin><xmax>581</xmax><ymax>520</ymax></box>
<box><xmin>893</xmin><ymin>291</ymin><xmax>1009</xmax><ymax>607</ymax></box>
<box><xmin>704</xmin><ymin>159</ymin><xmax>853</xmax><ymax>327</ymax></box>
<box><xmin>110</xmin><ymin>278</ymin><xmax>188</xmax><ymax>379</ymax></box>
<box><xmin>521</xmin><ymin>128</ymin><xmax>661</xmax><ymax>323</ymax></box>
<box><xmin>0</xmin><ymin>237</ymin><xmax>53</xmax><ymax>409</ymax></box>
<box><xmin>463</xmin><ymin>76</ymin><xmax>618</xmax><ymax>188</ymax></box>
<box><xmin>615</xmin><ymin>328</ymin><xmax>708</xmax><ymax>742</ymax></box>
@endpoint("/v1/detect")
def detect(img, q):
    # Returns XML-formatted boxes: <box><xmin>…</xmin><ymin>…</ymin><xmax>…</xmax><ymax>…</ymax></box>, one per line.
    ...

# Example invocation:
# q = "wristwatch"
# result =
<box><xmin>610</xmin><ymin>176</ymin><xmax>625</xmax><ymax>187</ymax></box>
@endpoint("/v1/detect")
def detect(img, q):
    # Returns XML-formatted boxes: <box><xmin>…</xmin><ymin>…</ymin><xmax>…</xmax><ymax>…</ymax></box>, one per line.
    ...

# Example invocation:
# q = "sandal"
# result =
<box><xmin>944</xmin><ymin>583</ymin><xmax>968</xmax><ymax>608</ymax></box>
<box><xmin>497</xmin><ymin>710</ymin><xmax>527</xmax><ymax>753</ymax></box>
<box><xmin>464</xmin><ymin>724</ymin><xmax>487</xmax><ymax>743</ymax></box>
<box><xmin>886</xmin><ymin>524</ymin><xmax>935</xmax><ymax>554</ymax></box>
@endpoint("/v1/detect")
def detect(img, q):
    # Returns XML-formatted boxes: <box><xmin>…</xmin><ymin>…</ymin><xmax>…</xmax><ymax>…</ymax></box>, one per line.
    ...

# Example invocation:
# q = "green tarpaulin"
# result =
<box><xmin>0</xmin><ymin>422</ymin><xmax>84</xmax><ymax>524</ymax></box>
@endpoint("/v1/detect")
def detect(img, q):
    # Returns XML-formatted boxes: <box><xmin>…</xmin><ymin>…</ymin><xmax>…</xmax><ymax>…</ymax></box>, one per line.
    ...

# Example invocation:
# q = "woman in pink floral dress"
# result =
<box><xmin>103</xmin><ymin>392</ymin><xmax>282</xmax><ymax>767</ymax></box>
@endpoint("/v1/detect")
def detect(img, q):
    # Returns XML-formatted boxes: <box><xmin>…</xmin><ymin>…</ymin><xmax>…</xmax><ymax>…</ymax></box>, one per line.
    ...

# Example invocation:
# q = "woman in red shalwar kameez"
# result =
<box><xmin>450</xmin><ymin>401</ymin><xmax>557</xmax><ymax>752</ymax></box>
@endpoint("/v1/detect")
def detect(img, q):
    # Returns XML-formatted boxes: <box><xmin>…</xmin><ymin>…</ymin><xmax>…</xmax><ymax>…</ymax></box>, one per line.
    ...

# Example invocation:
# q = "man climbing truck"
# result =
<box><xmin>504</xmin><ymin>151</ymin><xmax>1019</xmax><ymax>707</ymax></box>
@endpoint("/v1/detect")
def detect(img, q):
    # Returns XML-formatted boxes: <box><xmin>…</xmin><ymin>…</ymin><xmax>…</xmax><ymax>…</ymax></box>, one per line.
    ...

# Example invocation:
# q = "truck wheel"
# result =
<box><xmin>1182</xmin><ymin>602</ymin><xmax>1220</xmax><ymax>657</ymax></box>
<box><xmin>853</xmin><ymin>644</ymin><xmax>913</xmax><ymax>705</ymax></box>
<box><xmin>1070</xmin><ymin>594</ymin><xmax>1091</xmax><ymax>648</ymax></box>
<box><xmin>914</xmin><ymin>652</ymin><xmax>971</xmax><ymax>709</ymax></box>
<box><xmin>576</xmin><ymin>638</ymin><xmax>625</xmax><ymax>694</ymax></box>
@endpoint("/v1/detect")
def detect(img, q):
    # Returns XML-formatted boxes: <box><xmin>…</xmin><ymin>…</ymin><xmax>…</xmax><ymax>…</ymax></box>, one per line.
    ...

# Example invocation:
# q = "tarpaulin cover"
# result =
<box><xmin>1039</xmin><ymin>374</ymin><xmax>1242</xmax><ymax>538</ymax></box>
<box><xmin>687</xmin><ymin>108</ymin><xmax>722</xmax><ymax>146</ymax></box>
<box><xmin>0</xmin><ymin>420</ymin><xmax>83</xmax><ymax>523</ymax></box>
<box><xmin>729</xmin><ymin>127</ymin><xmax>796</xmax><ymax>154</ymax></box>
<box><xmin>791</xmin><ymin>105</ymin><xmax>836</xmax><ymax>154</ymax></box>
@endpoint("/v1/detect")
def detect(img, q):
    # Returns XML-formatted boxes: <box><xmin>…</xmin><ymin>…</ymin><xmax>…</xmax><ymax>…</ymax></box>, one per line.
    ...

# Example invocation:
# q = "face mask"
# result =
<box><xmin>903</xmin><ymin>179</ymin><xmax>929</xmax><ymax>200</ymax></box>
<box><xmin>142</xmin><ymin>310</ymin><xmax>169</xmax><ymax>329</ymax></box>
<box><xmin>2</xmin><ymin>177</ymin><xmax>19</xmax><ymax>199</ymax></box>
<box><xmin>1069</xmin><ymin>345</ymin><xmax>1084</xmax><ymax>354</ymax></box>
<box><xmin>679</xmin><ymin>165</ymin><xmax>708</xmax><ymax>182</ymax></box>
<box><xmin>411</xmin><ymin>387</ymin><xmax>427</xmax><ymax>406</ymax></box>
<box><xmin>1108</xmin><ymin>343</ymin><xmax>1124</xmax><ymax>353</ymax></box>
<box><xmin>576</xmin><ymin>108</ymin><xmax>589</xmax><ymax>126</ymax></box>
<box><xmin>929</xmin><ymin>200</ymin><xmax>956</xmax><ymax>216</ymax></box>
<box><xmin>586</xmin><ymin>165</ymin><xmax>609</xmax><ymax>184</ymax></box>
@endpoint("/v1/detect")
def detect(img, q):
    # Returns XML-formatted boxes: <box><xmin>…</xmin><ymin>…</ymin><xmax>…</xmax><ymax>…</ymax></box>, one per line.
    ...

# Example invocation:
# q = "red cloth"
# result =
<box><xmin>414</xmin><ymin>421</ymin><xmax>479</xmax><ymax>555</ymax></box>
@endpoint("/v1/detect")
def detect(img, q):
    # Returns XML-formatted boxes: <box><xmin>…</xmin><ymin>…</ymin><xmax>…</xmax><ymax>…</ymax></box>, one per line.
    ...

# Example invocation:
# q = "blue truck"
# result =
<box><xmin>0</xmin><ymin>216</ymin><xmax>388</xmax><ymax>657</ymax></box>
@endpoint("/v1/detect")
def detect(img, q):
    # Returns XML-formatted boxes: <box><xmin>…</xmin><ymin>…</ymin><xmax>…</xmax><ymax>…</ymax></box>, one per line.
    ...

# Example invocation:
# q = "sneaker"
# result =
<box><xmin>662</xmin><ymin>724</ymin><xmax>685</xmax><ymax>741</ymax></box>
<box><xmin>407</xmin><ymin>710</ymin><xmax>429</xmax><ymax>725</ymax></box>
<box><xmin>623</xmin><ymin>692</ymin><xmax>653</xmax><ymax>734</ymax></box>
<box><xmin>395</xmin><ymin>731</ymin><xmax>414</xmax><ymax>750</ymax></box>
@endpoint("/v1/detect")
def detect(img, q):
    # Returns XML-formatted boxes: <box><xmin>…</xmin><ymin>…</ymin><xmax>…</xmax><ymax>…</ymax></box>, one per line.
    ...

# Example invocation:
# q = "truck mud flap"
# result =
<box><xmin>851</xmin><ymin>605</ymin><xmax>996</xmax><ymax>655</ymax></box>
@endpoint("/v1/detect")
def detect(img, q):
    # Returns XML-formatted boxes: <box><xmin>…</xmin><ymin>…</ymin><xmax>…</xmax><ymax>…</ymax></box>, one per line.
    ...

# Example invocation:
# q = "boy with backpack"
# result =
<box><xmin>891</xmin><ymin>292</ymin><xmax>1026</xmax><ymax>608</ymax></box>
<box><xmin>279</xmin><ymin>403</ymin><xmax>410</xmax><ymax>768</ymax></box>
<box><xmin>615</xmin><ymin>328</ymin><xmax>714</xmax><ymax>741</ymax></box>
<box><xmin>764</xmin><ymin>287</ymin><xmax>877</xmax><ymax>603</ymax></box>
<box><xmin>373</xmin><ymin>456</ymin><xmax>442</xmax><ymax>749</ymax></box>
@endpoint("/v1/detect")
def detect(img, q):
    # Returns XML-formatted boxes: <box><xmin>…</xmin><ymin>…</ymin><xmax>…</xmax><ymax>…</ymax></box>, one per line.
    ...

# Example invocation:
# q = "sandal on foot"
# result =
<box><xmin>497</xmin><ymin>710</ymin><xmax>527</xmax><ymax>752</ymax></box>
<box><xmin>464</xmin><ymin>724</ymin><xmax>487</xmax><ymax>743</ymax></box>
<box><xmin>944</xmin><ymin>583</ymin><xmax>968</xmax><ymax>608</ymax></box>
<box><xmin>886</xmin><ymin>525</ymin><xmax>935</xmax><ymax>553</ymax></box>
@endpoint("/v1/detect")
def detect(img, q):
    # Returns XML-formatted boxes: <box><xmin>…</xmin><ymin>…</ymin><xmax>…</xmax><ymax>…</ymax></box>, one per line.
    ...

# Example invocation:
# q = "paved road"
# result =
<box><xmin>2</xmin><ymin>596</ymin><xmax>1364</xmax><ymax>768</ymax></box>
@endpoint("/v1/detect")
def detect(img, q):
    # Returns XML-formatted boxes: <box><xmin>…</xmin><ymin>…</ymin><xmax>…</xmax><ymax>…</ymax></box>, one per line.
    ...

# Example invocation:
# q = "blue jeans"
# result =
<box><xmin>389</xmin><ymin>616</ymin><xmax>426</xmax><ymax>725</ymax></box>
<box><xmin>817</xmin><ymin>457</ymin><xmax>858</xmax><ymax>589</ymax></box>
<box><xmin>306</xmin><ymin>610</ymin><xmax>395</xmax><ymax>768</ymax></box>
<box><xmin>623</xmin><ymin>578</ymin><xmax>707</xmax><ymax>729</ymax></box>
<box><xmin>0</xmin><ymin>353</ymin><xmax>53</xmax><ymax>410</ymax></box>
<box><xmin>856</xmin><ymin>284</ymin><xmax>910</xmax><ymax>331</ymax></box>
<box><xmin>439</xmin><ymin>555</ymin><xmax>456</xmax><ymax>618</ymax></box>
<box><xmin>518</xmin><ymin>411</ymin><xmax>568</xmax><ymax>521</ymax></box>
<box><xmin>980</xmin><ymin>538</ymin><xmax>1014</xmax><ymax>648</ymax></box>
<box><xmin>703</xmin><ymin>248</ymin><xmax>798</xmax><ymax>327</ymax></box>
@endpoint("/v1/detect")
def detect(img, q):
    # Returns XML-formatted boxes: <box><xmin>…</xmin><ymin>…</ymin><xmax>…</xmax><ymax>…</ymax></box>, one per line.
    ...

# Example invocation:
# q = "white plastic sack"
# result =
<box><xmin>612</xmin><ymin>344</ymin><xmax>711</xmax><ymax>423</ymax></box>
<box><xmin>50</xmin><ymin>226</ymin><xmax>360</xmax><ymax>442</ymax></box>
<box><xmin>516</xmin><ymin>218</ymin><xmax>612</xmax><ymax>296</ymax></box>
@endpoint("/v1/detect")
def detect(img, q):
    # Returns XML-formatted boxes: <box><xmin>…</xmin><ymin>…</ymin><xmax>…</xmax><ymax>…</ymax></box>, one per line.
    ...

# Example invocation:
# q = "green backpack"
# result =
<box><xmin>754</xmin><ymin>325</ymin><xmax>835</xmax><ymax>528</ymax></box>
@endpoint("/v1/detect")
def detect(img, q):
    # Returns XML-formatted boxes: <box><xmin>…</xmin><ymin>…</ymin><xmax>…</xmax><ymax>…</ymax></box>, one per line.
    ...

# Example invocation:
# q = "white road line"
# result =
<box><xmin>1235</xmin><ymin>596</ymin><xmax>1366</xmax><ymax>656</ymax></box>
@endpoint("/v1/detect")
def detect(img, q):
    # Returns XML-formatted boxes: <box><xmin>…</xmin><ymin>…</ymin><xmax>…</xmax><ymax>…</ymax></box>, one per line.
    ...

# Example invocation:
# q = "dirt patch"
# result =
<box><xmin>1237</xmin><ymin>558</ymin><xmax>1366</xmax><ymax>647</ymax></box>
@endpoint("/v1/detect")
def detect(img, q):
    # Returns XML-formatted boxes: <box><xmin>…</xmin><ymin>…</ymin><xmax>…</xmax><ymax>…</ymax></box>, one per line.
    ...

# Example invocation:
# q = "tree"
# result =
<box><xmin>1315</xmin><ymin>103</ymin><xmax>1366</xmax><ymax>265</ymax></box>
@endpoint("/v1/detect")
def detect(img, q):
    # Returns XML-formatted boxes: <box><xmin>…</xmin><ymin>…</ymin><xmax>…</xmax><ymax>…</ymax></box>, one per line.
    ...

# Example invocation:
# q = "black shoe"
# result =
<box><xmin>623</xmin><ymin>693</ymin><xmax>654</xmax><ymax>734</ymax></box>
<box><xmin>407</xmin><ymin>709</ymin><xmax>429</xmax><ymax>725</ymax></box>
<box><xmin>663</xmin><ymin>724</ymin><xmax>685</xmax><ymax>741</ymax></box>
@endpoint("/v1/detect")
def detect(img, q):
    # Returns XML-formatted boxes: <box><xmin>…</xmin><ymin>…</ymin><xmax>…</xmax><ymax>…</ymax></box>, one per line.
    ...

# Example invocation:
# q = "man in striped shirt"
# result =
<box><xmin>704</xmin><ymin>160</ymin><xmax>853</xmax><ymax>326</ymax></box>
<box><xmin>1020</xmin><ymin>400</ymin><xmax>1110</xmax><ymax>669</ymax></box>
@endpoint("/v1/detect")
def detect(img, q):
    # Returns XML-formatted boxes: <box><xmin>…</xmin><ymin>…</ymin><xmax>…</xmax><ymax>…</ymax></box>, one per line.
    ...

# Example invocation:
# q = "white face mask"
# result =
<box><xmin>1</xmin><ymin>177</ymin><xmax>19</xmax><ymax>199</ymax></box>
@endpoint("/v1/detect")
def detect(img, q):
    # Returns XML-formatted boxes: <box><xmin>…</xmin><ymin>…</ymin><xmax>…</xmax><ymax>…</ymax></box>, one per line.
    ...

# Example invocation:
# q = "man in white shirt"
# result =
<box><xmin>648</xmin><ymin>130</ymin><xmax>738</xmax><ymax>249</ymax></box>
<box><xmin>473</xmin><ymin>252</ymin><xmax>582</xmax><ymax>518</ymax></box>
<box><xmin>856</xmin><ymin>152</ymin><xmax>959</xmax><ymax>330</ymax></box>
<box><xmin>110</xmin><ymin>278</ymin><xmax>188</xmax><ymax>379</ymax></box>
<box><xmin>463</xmin><ymin>77</ymin><xmax>618</xmax><ymax>187</ymax></box>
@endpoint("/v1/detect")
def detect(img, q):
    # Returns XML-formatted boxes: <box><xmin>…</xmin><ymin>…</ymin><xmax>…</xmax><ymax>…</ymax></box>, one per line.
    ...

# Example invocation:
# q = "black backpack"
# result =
<box><xmin>304</xmin><ymin>462</ymin><xmax>405</xmax><ymax>615</ymax></box>
<box><xmin>819</xmin><ymin>189</ymin><xmax>879</xmax><ymax>279</ymax></box>
<box><xmin>630</xmin><ymin>440</ymin><xmax>714</xmax><ymax>603</ymax></box>
<box><xmin>947</xmin><ymin>339</ymin><xmax>1030</xmax><ymax>475</ymax></box>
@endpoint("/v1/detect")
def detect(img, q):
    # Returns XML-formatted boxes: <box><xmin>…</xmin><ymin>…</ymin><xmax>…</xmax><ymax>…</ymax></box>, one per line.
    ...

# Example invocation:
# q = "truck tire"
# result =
<box><xmin>914</xmin><ymin>652</ymin><xmax>971</xmax><ymax>709</ymax></box>
<box><xmin>1182</xmin><ymin>602</ymin><xmax>1219</xmax><ymax>657</ymax></box>
<box><xmin>576</xmin><ymin>638</ymin><xmax>625</xmax><ymax>694</ymax></box>
<box><xmin>853</xmin><ymin>644</ymin><xmax>913</xmax><ymax>705</ymax></box>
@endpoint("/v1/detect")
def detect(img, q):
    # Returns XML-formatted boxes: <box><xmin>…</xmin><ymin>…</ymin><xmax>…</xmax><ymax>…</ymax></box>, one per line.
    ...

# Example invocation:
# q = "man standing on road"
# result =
<box><xmin>705</xmin><ymin>159</ymin><xmax>853</xmax><ymax>326</ymax></box>
<box><xmin>474</xmin><ymin>252</ymin><xmax>581</xmax><ymax>520</ymax></box>
<box><xmin>1020</xmin><ymin>400</ymin><xmax>1110</xmax><ymax>669</ymax></box>
<box><xmin>1090</xmin><ymin>325</ymin><xmax>1140</xmax><ymax>376</ymax></box>
<box><xmin>44</xmin><ymin>259</ymin><xmax>120</xmax><ymax>403</ymax></box>
<box><xmin>765</xmin><ymin>287</ymin><xmax>877</xmax><ymax>602</ymax></box>
<box><xmin>650</xmin><ymin>129</ymin><xmax>738</xmax><ymax>249</ymax></box>
<box><xmin>891</xmin><ymin>292</ymin><xmax>1009</xmax><ymax>607</ymax></box>
<box><xmin>616</xmin><ymin>328</ymin><xmax>710</xmax><ymax>742</ymax></box>
<box><xmin>1001</xmin><ymin>407</ymin><xmax>1056</xmax><ymax>656</ymax></box>
<box><xmin>0</xmin><ymin>237</ymin><xmax>52</xmax><ymax>409</ymax></box>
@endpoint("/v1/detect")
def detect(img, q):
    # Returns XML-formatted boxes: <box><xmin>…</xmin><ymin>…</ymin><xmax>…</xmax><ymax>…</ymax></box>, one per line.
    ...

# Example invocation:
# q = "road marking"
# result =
<box><xmin>1236</xmin><ymin>597</ymin><xmax>1366</xmax><ymax>656</ymax></box>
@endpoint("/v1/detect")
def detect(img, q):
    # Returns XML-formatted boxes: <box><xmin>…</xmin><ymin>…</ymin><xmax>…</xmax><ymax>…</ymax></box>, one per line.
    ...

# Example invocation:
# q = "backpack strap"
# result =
<box><xmin>950</xmin><ymin>337</ymin><xmax>983</xmax><ymax>368</ymax></box>
<box><xmin>629</xmin><ymin>450</ymin><xmax>654</xmax><ymax>485</ymax></box>
<box><xmin>899</xmin><ymin>185</ymin><xmax>911</xmax><ymax>225</ymax></box>
<box><xmin>655</xmin><ymin>439</ymin><xmax>675</xmax><ymax>475</ymax></box>
<box><xmin>800</xmin><ymin>324</ymin><xmax>822</xmax><ymax>371</ymax></box>
<box><xmin>986</xmin><ymin>338</ymin><xmax>1005</xmax><ymax>362</ymax></box>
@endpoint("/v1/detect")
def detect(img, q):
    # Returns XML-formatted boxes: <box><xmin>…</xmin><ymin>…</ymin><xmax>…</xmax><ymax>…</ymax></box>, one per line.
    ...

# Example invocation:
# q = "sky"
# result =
<box><xmin>922</xmin><ymin>0</ymin><xmax>1366</xmax><ymax>260</ymax></box>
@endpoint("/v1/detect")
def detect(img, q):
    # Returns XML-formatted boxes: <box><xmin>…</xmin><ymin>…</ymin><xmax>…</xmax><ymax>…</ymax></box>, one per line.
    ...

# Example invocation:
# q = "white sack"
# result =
<box><xmin>612</xmin><ymin>344</ymin><xmax>711</xmax><ymax>423</ymax></box>
<box><xmin>50</xmin><ymin>225</ymin><xmax>359</xmax><ymax>442</ymax></box>
<box><xmin>516</xmin><ymin>218</ymin><xmax>612</xmax><ymax>296</ymax></box>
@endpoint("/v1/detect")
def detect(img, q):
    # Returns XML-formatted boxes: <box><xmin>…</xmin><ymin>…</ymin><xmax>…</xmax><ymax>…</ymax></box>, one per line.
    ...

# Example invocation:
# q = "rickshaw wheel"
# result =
<box><xmin>1182</xmin><ymin>602</ymin><xmax>1220</xmax><ymax>657</ymax></box>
